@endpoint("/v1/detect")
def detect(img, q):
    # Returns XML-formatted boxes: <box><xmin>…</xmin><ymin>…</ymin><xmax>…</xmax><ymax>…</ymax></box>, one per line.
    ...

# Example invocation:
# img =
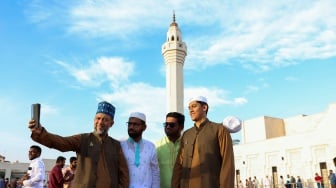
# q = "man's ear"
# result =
<box><xmin>110</xmin><ymin>120</ymin><xmax>114</xmax><ymax>127</ymax></box>
<box><xmin>202</xmin><ymin>104</ymin><xmax>208</xmax><ymax>112</ymax></box>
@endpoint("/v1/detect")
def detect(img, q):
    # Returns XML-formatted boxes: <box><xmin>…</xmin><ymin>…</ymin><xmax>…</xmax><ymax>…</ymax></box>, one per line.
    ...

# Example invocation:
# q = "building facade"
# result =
<box><xmin>234</xmin><ymin>103</ymin><xmax>336</xmax><ymax>187</ymax></box>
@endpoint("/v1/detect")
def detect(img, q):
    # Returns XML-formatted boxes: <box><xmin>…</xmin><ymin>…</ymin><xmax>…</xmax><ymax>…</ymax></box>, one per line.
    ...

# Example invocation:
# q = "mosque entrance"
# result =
<box><xmin>272</xmin><ymin>166</ymin><xmax>278</xmax><ymax>188</ymax></box>
<box><xmin>235</xmin><ymin>169</ymin><xmax>240</xmax><ymax>187</ymax></box>
<box><xmin>320</xmin><ymin>162</ymin><xmax>328</xmax><ymax>188</ymax></box>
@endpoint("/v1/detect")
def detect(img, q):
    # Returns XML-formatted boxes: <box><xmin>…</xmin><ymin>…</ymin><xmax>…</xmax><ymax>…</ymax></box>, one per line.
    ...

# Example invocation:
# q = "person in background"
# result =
<box><xmin>10</xmin><ymin>177</ymin><xmax>18</xmax><ymax>188</ymax></box>
<box><xmin>155</xmin><ymin>112</ymin><xmax>185</xmax><ymax>188</ymax></box>
<box><xmin>262</xmin><ymin>175</ymin><xmax>271</xmax><ymax>188</ymax></box>
<box><xmin>171</xmin><ymin>96</ymin><xmax>235</xmax><ymax>188</ymax></box>
<box><xmin>48</xmin><ymin>156</ymin><xmax>72</xmax><ymax>188</ymax></box>
<box><xmin>0</xmin><ymin>176</ymin><xmax>4</xmax><ymax>188</ymax></box>
<box><xmin>296</xmin><ymin>176</ymin><xmax>303</xmax><ymax>188</ymax></box>
<box><xmin>121</xmin><ymin>112</ymin><xmax>160</xmax><ymax>188</ymax></box>
<box><xmin>279</xmin><ymin>175</ymin><xmax>285</xmax><ymax>188</ymax></box>
<box><xmin>4</xmin><ymin>178</ymin><xmax>8</xmax><ymax>188</ymax></box>
<box><xmin>253</xmin><ymin>176</ymin><xmax>259</xmax><ymax>188</ymax></box>
<box><xmin>28</xmin><ymin>101</ymin><xmax>129</xmax><ymax>188</ymax></box>
<box><xmin>329</xmin><ymin>170</ymin><xmax>336</xmax><ymax>188</ymax></box>
<box><xmin>285</xmin><ymin>174</ymin><xmax>291</xmax><ymax>188</ymax></box>
<box><xmin>17</xmin><ymin>145</ymin><xmax>45</xmax><ymax>188</ymax></box>
<box><xmin>62</xmin><ymin>156</ymin><xmax>77</xmax><ymax>188</ymax></box>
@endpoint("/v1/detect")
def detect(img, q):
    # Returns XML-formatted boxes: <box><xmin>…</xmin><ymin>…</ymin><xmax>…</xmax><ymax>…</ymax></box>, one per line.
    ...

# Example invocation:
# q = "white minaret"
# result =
<box><xmin>162</xmin><ymin>13</ymin><xmax>187</xmax><ymax>114</ymax></box>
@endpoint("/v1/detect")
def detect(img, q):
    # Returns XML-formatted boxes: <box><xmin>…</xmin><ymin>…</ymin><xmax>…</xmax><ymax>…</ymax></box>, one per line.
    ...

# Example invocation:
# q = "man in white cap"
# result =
<box><xmin>121</xmin><ymin>112</ymin><xmax>160</xmax><ymax>188</ymax></box>
<box><xmin>28</xmin><ymin>101</ymin><xmax>129</xmax><ymax>188</ymax></box>
<box><xmin>172</xmin><ymin>96</ymin><xmax>235</xmax><ymax>188</ymax></box>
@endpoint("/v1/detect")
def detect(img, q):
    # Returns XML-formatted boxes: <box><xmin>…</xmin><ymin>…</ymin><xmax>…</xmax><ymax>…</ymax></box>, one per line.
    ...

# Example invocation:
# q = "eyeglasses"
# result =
<box><xmin>163</xmin><ymin>122</ymin><xmax>177</xmax><ymax>128</ymax></box>
<box><xmin>126</xmin><ymin>122</ymin><xmax>143</xmax><ymax>127</ymax></box>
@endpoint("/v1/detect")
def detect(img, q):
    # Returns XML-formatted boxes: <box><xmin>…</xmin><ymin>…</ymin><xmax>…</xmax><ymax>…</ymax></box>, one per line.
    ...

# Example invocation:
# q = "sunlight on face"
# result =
<box><xmin>94</xmin><ymin>113</ymin><xmax>114</xmax><ymax>135</ymax></box>
<box><xmin>188</xmin><ymin>101</ymin><xmax>206</xmax><ymax>122</ymax></box>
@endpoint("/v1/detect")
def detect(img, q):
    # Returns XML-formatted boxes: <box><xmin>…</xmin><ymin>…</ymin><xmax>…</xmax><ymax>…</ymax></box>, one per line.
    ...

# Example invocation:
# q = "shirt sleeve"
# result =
<box><xmin>31</xmin><ymin>127</ymin><xmax>81</xmax><ymax>152</ymax></box>
<box><xmin>218</xmin><ymin>126</ymin><xmax>235</xmax><ymax>188</ymax></box>
<box><xmin>118</xmin><ymin>147</ymin><xmax>130</xmax><ymax>188</ymax></box>
<box><xmin>151</xmin><ymin>147</ymin><xmax>160</xmax><ymax>188</ymax></box>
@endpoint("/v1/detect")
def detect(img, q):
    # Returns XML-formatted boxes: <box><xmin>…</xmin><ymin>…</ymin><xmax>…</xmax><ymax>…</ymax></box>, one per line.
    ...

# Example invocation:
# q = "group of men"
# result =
<box><xmin>25</xmin><ymin>95</ymin><xmax>235</xmax><ymax>188</ymax></box>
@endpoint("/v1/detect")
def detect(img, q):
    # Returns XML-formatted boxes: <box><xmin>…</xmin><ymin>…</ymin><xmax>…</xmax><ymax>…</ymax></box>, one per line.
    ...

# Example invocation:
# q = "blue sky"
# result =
<box><xmin>1</xmin><ymin>0</ymin><xmax>336</xmax><ymax>163</ymax></box>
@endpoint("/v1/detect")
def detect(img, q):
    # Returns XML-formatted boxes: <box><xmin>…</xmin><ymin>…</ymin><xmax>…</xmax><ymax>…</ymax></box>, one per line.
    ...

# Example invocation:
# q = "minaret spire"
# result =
<box><xmin>172</xmin><ymin>11</ymin><xmax>176</xmax><ymax>23</ymax></box>
<box><xmin>170</xmin><ymin>11</ymin><xmax>178</xmax><ymax>27</ymax></box>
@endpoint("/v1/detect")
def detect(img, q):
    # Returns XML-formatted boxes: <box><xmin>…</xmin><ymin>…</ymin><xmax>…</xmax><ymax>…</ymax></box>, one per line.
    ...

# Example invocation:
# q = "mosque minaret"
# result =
<box><xmin>162</xmin><ymin>13</ymin><xmax>187</xmax><ymax>114</ymax></box>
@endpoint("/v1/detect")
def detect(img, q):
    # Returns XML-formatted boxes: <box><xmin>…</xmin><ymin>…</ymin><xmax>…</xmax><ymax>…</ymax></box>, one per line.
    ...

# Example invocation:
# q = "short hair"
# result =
<box><xmin>30</xmin><ymin>145</ymin><xmax>42</xmax><ymax>154</ymax></box>
<box><xmin>194</xmin><ymin>101</ymin><xmax>209</xmax><ymax>114</ymax></box>
<box><xmin>70</xmin><ymin>156</ymin><xmax>77</xmax><ymax>163</ymax></box>
<box><xmin>166</xmin><ymin>112</ymin><xmax>185</xmax><ymax>128</ymax></box>
<box><xmin>56</xmin><ymin>156</ymin><xmax>66</xmax><ymax>163</ymax></box>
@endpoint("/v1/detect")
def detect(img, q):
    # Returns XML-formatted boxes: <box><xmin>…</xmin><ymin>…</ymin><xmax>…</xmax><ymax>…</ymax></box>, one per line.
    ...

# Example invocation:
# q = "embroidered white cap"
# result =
<box><xmin>188</xmin><ymin>96</ymin><xmax>208</xmax><ymax>104</ymax></box>
<box><xmin>129</xmin><ymin>112</ymin><xmax>146</xmax><ymax>122</ymax></box>
<box><xmin>223</xmin><ymin>116</ymin><xmax>242</xmax><ymax>133</ymax></box>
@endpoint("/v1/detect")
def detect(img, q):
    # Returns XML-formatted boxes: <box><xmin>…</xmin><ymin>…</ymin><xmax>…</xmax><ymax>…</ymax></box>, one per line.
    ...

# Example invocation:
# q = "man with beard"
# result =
<box><xmin>121</xmin><ymin>112</ymin><xmax>160</xmax><ymax>188</ymax></box>
<box><xmin>62</xmin><ymin>156</ymin><xmax>77</xmax><ymax>188</ymax></box>
<box><xmin>48</xmin><ymin>156</ymin><xmax>72</xmax><ymax>188</ymax></box>
<box><xmin>155</xmin><ymin>112</ymin><xmax>185</xmax><ymax>188</ymax></box>
<box><xmin>28</xmin><ymin>101</ymin><xmax>129</xmax><ymax>188</ymax></box>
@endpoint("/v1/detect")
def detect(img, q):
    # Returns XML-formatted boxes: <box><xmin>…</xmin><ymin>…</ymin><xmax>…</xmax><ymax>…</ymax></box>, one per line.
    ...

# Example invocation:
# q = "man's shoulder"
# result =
<box><xmin>154</xmin><ymin>137</ymin><xmax>167</xmax><ymax>147</ymax></box>
<box><xmin>107</xmin><ymin>136</ymin><xmax>121</xmax><ymax>143</ymax></box>
<box><xmin>142</xmin><ymin>138</ymin><xmax>156</xmax><ymax>147</ymax></box>
<box><xmin>184</xmin><ymin>126</ymin><xmax>196</xmax><ymax>133</ymax></box>
<box><xmin>207</xmin><ymin>120</ymin><xmax>222</xmax><ymax>127</ymax></box>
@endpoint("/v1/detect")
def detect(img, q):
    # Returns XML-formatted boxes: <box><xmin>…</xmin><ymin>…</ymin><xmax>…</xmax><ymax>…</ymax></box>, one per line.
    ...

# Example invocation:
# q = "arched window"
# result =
<box><xmin>177</xmin><ymin>36</ymin><xmax>179</xmax><ymax>41</ymax></box>
<box><xmin>171</xmin><ymin>35</ymin><xmax>175</xmax><ymax>41</ymax></box>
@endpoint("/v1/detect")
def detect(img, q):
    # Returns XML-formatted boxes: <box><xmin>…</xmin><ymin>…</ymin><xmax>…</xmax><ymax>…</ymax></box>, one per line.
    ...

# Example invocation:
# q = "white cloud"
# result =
<box><xmin>55</xmin><ymin>56</ymin><xmax>134</xmax><ymax>88</ymax></box>
<box><xmin>233</xmin><ymin>97</ymin><xmax>248</xmax><ymax>105</ymax></box>
<box><xmin>185</xmin><ymin>0</ymin><xmax>336</xmax><ymax>71</ymax></box>
<box><xmin>24</xmin><ymin>1</ymin><xmax>336</xmax><ymax>71</ymax></box>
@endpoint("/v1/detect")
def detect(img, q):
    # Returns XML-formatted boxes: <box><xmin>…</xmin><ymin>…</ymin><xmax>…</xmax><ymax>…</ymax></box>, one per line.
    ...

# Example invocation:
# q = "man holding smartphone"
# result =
<box><xmin>28</xmin><ymin>101</ymin><xmax>129</xmax><ymax>188</ymax></box>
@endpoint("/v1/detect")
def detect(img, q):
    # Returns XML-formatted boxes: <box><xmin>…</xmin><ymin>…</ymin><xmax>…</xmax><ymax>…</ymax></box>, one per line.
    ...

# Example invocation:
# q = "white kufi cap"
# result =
<box><xmin>223</xmin><ymin>116</ymin><xmax>242</xmax><ymax>133</ymax></box>
<box><xmin>189</xmin><ymin>96</ymin><xmax>208</xmax><ymax>104</ymax></box>
<box><xmin>129</xmin><ymin>112</ymin><xmax>146</xmax><ymax>122</ymax></box>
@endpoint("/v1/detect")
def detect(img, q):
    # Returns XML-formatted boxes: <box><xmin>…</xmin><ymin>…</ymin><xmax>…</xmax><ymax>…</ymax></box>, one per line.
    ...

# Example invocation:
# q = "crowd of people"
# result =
<box><xmin>2</xmin><ymin>97</ymin><xmax>335</xmax><ymax>188</ymax></box>
<box><xmin>237</xmin><ymin>170</ymin><xmax>336</xmax><ymax>188</ymax></box>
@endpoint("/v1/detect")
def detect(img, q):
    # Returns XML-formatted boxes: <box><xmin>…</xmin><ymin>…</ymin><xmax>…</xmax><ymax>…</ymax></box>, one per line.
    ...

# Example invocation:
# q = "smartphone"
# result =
<box><xmin>31</xmin><ymin>103</ymin><xmax>41</xmax><ymax>128</ymax></box>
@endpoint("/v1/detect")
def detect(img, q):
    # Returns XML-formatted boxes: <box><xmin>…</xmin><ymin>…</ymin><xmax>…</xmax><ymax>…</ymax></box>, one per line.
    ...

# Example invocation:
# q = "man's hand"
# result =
<box><xmin>28</xmin><ymin>119</ymin><xmax>43</xmax><ymax>134</ymax></box>
<box><xmin>64</xmin><ymin>170</ymin><xmax>75</xmax><ymax>181</ymax></box>
<box><xmin>18</xmin><ymin>173</ymin><xmax>30</xmax><ymax>185</ymax></box>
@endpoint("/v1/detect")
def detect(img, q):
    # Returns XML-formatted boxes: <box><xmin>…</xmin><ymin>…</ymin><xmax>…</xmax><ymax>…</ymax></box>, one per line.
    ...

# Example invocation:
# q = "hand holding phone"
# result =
<box><xmin>31</xmin><ymin>103</ymin><xmax>41</xmax><ymax>128</ymax></box>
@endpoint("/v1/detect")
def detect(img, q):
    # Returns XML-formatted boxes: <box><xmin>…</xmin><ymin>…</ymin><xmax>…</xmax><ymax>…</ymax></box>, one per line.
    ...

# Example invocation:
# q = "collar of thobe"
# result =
<box><xmin>93</xmin><ymin>132</ymin><xmax>108</xmax><ymax>143</ymax></box>
<box><xmin>165</xmin><ymin>136</ymin><xmax>181</xmax><ymax>145</ymax></box>
<box><xmin>193</xmin><ymin>118</ymin><xmax>209</xmax><ymax>131</ymax></box>
<box><xmin>128</xmin><ymin>137</ymin><xmax>142</xmax><ymax>167</ymax></box>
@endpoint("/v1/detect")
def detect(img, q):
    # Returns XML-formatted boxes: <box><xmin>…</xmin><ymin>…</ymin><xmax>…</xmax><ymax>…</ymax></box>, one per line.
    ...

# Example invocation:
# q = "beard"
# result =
<box><xmin>95</xmin><ymin>127</ymin><xmax>109</xmax><ymax>135</ymax></box>
<box><xmin>128</xmin><ymin>131</ymin><xmax>142</xmax><ymax>140</ymax></box>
